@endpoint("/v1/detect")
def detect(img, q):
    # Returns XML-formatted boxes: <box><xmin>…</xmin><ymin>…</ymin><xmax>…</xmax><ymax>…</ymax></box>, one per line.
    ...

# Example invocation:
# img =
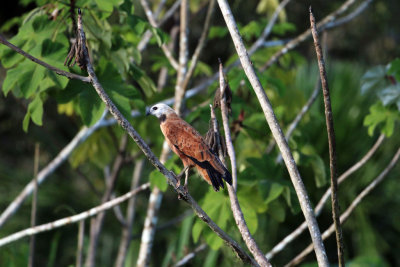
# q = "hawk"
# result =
<box><xmin>146</xmin><ymin>103</ymin><xmax>232</xmax><ymax>191</ymax></box>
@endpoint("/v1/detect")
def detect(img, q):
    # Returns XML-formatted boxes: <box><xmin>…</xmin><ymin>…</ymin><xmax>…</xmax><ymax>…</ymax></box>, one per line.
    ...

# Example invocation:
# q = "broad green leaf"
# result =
<box><xmin>149</xmin><ymin>170</ymin><xmax>168</xmax><ymax>192</ymax></box>
<box><xmin>260</xmin><ymin>181</ymin><xmax>284</xmax><ymax>204</ymax></box>
<box><xmin>127</xmin><ymin>15</ymin><xmax>147</xmax><ymax>35</ymax></box>
<box><xmin>363</xmin><ymin>102</ymin><xmax>399</xmax><ymax>137</ymax></box>
<box><xmin>377</xmin><ymin>84</ymin><xmax>400</xmax><ymax>107</ymax></box>
<box><xmin>360</xmin><ymin>66</ymin><xmax>386</xmax><ymax>95</ymax></box>
<box><xmin>388</xmin><ymin>58</ymin><xmax>400</xmax><ymax>81</ymax></box>
<box><xmin>22</xmin><ymin>94</ymin><xmax>43</xmax><ymax>132</ymax></box>
<box><xmin>78</xmin><ymin>86</ymin><xmax>105</xmax><ymax>126</ymax></box>
<box><xmin>2</xmin><ymin>68</ymin><xmax>21</xmax><ymax>96</ymax></box>
<box><xmin>192</xmin><ymin>219</ymin><xmax>203</xmax><ymax>243</ymax></box>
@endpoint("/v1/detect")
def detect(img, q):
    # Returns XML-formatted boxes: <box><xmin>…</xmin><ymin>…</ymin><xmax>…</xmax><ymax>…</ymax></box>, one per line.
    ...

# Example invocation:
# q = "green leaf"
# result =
<box><xmin>377</xmin><ymin>84</ymin><xmax>400</xmax><ymax>107</ymax></box>
<box><xmin>127</xmin><ymin>15</ymin><xmax>147</xmax><ymax>35</ymax></box>
<box><xmin>360</xmin><ymin>66</ymin><xmax>386</xmax><ymax>95</ymax></box>
<box><xmin>363</xmin><ymin>102</ymin><xmax>399</xmax><ymax>137</ymax></box>
<box><xmin>78</xmin><ymin>86</ymin><xmax>105</xmax><ymax>126</ymax></box>
<box><xmin>192</xmin><ymin>219</ymin><xmax>203</xmax><ymax>243</ymax></box>
<box><xmin>388</xmin><ymin>58</ymin><xmax>400</xmax><ymax>81</ymax></box>
<box><xmin>22</xmin><ymin>94</ymin><xmax>43</xmax><ymax>132</ymax></box>
<box><xmin>272</xmin><ymin>22</ymin><xmax>296</xmax><ymax>35</ymax></box>
<box><xmin>149</xmin><ymin>170</ymin><xmax>168</xmax><ymax>192</ymax></box>
<box><xmin>260</xmin><ymin>181</ymin><xmax>284</xmax><ymax>204</ymax></box>
<box><xmin>208</xmin><ymin>26</ymin><xmax>228</xmax><ymax>39</ymax></box>
<box><xmin>150</xmin><ymin>27</ymin><xmax>168</xmax><ymax>46</ymax></box>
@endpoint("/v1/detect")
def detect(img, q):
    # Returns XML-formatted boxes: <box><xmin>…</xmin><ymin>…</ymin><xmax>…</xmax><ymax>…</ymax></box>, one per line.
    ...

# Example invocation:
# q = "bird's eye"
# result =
<box><xmin>153</xmin><ymin>107</ymin><xmax>158</xmax><ymax>111</ymax></box>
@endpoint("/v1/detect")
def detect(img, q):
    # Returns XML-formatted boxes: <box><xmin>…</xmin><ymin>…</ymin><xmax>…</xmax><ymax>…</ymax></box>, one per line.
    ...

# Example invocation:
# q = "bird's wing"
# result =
<box><xmin>162</xmin><ymin>116</ymin><xmax>232</xmax><ymax>190</ymax></box>
<box><xmin>163</xmin><ymin>117</ymin><xmax>213</xmax><ymax>165</ymax></box>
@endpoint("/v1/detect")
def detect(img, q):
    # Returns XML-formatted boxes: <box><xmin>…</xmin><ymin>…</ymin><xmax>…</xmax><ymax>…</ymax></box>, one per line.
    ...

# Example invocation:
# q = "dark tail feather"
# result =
<box><xmin>187</xmin><ymin>155</ymin><xmax>231</xmax><ymax>191</ymax></box>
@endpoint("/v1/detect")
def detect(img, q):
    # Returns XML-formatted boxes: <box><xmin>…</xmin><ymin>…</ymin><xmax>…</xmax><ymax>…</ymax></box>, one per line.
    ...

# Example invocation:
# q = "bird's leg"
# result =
<box><xmin>175</xmin><ymin>166</ymin><xmax>189</xmax><ymax>189</ymax></box>
<box><xmin>183</xmin><ymin>167</ymin><xmax>190</xmax><ymax>193</ymax></box>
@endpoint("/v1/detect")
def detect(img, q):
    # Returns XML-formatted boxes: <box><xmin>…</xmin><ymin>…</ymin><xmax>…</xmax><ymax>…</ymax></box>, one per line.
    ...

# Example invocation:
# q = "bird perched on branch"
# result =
<box><xmin>146</xmin><ymin>103</ymin><xmax>232</xmax><ymax>191</ymax></box>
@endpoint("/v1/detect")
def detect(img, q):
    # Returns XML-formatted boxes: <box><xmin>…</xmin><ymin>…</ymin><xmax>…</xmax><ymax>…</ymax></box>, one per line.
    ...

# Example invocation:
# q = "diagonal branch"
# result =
<box><xmin>285</xmin><ymin>147</ymin><xmax>400</xmax><ymax>267</ymax></box>
<box><xmin>180</xmin><ymin>0</ymin><xmax>216</xmax><ymax>92</ymax></box>
<box><xmin>0</xmin><ymin>183</ymin><xmax>150</xmax><ymax>247</ymax></box>
<box><xmin>216</xmin><ymin>0</ymin><xmax>329</xmax><ymax>265</ymax></box>
<box><xmin>76</xmin><ymin>10</ymin><xmax>256</xmax><ymax>265</ymax></box>
<box><xmin>266</xmin><ymin>134</ymin><xmax>385</xmax><ymax>259</ymax></box>
<box><xmin>139</xmin><ymin>0</ymin><xmax>179</xmax><ymax>69</ymax></box>
<box><xmin>310</xmin><ymin>7</ymin><xmax>344</xmax><ymax>266</ymax></box>
<box><xmin>115</xmin><ymin>159</ymin><xmax>145</xmax><ymax>267</ymax></box>
<box><xmin>261</xmin><ymin>0</ymin><xmax>371</xmax><ymax>71</ymax></box>
<box><xmin>0</xmin><ymin>34</ymin><xmax>90</xmax><ymax>83</ymax></box>
<box><xmin>218</xmin><ymin>61</ymin><xmax>271</xmax><ymax>267</ymax></box>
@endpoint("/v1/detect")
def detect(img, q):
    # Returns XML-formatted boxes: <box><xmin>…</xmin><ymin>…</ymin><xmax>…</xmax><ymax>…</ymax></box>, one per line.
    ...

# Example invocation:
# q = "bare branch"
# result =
<box><xmin>0</xmin><ymin>183</ymin><xmax>150</xmax><ymax>247</ymax></box>
<box><xmin>29</xmin><ymin>143</ymin><xmax>40</xmax><ymax>267</ymax></box>
<box><xmin>115</xmin><ymin>159</ymin><xmax>145</xmax><ymax>267</ymax></box>
<box><xmin>175</xmin><ymin>243</ymin><xmax>207</xmax><ymax>267</ymax></box>
<box><xmin>85</xmin><ymin>135</ymin><xmax>128</xmax><ymax>267</ymax></box>
<box><xmin>218</xmin><ymin>61</ymin><xmax>271</xmax><ymax>267</ymax></box>
<box><xmin>74</xmin><ymin>9</ymin><xmax>255</xmax><ymax>264</ymax></box>
<box><xmin>75</xmin><ymin>220</ymin><xmax>85</xmax><ymax>267</ymax></box>
<box><xmin>265</xmin><ymin>134</ymin><xmax>384</xmax><ymax>259</ymax></box>
<box><xmin>216</xmin><ymin>0</ymin><xmax>329</xmax><ymax>265</ymax></box>
<box><xmin>181</xmin><ymin>0</ymin><xmax>216</xmax><ymax>92</ymax></box>
<box><xmin>139</xmin><ymin>0</ymin><xmax>179</xmax><ymax>69</ymax></box>
<box><xmin>261</xmin><ymin>0</ymin><xmax>371</xmax><ymax>71</ymax></box>
<box><xmin>138</xmin><ymin>0</ymin><xmax>182</xmax><ymax>52</ymax></box>
<box><xmin>0</xmin><ymin>34</ymin><xmax>90</xmax><ymax>83</ymax></box>
<box><xmin>285</xmin><ymin>147</ymin><xmax>400</xmax><ymax>267</ymax></box>
<box><xmin>174</xmin><ymin>0</ymin><xmax>189</xmax><ymax>115</ymax></box>
<box><xmin>0</xmin><ymin>110</ymin><xmax>108</xmax><ymax>229</ymax></box>
<box><xmin>310</xmin><ymin>7</ymin><xmax>344</xmax><ymax>266</ymax></box>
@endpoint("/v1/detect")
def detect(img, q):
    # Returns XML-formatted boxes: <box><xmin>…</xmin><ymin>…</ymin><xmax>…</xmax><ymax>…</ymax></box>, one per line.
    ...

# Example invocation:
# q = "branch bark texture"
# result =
<box><xmin>219</xmin><ymin>62</ymin><xmax>271</xmax><ymax>267</ymax></box>
<box><xmin>216</xmin><ymin>1</ymin><xmax>329</xmax><ymax>265</ymax></box>
<box><xmin>310</xmin><ymin>7</ymin><xmax>345</xmax><ymax>266</ymax></box>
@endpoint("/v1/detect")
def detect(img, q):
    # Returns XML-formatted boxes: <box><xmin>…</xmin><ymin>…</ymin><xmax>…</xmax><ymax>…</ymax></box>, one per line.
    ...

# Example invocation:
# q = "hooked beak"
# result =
<box><xmin>145</xmin><ymin>108</ymin><xmax>151</xmax><ymax>116</ymax></box>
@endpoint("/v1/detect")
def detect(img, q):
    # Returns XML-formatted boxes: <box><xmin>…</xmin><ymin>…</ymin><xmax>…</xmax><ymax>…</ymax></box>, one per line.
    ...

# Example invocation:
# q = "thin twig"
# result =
<box><xmin>261</xmin><ymin>0</ymin><xmax>369</xmax><ymax>71</ymax></box>
<box><xmin>115</xmin><ymin>159</ymin><xmax>145</xmax><ymax>267</ymax></box>
<box><xmin>266</xmin><ymin>134</ymin><xmax>385</xmax><ymax>259</ymax></box>
<box><xmin>75</xmin><ymin>10</ymin><xmax>255</xmax><ymax>265</ymax></box>
<box><xmin>0</xmin><ymin>34</ymin><xmax>90</xmax><ymax>82</ymax></box>
<box><xmin>285</xmin><ymin>147</ymin><xmax>400</xmax><ymax>267</ymax></box>
<box><xmin>138</xmin><ymin>0</ymin><xmax>182</xmax><ymax>52</ymax></box>
<box><xmin>85</xmin><ymin>135</ymin><xmax>128</xmax><ymax>267</ymax></box>
<box><xmin>174</xmin><ymin>0</ymin><xmax>189</xmax><ymax>115</ymax></box>
<box><xmin>310</xmin><ymin>7</ymin><xmax>344</xmax><ymax>266</ymax></box>
<box><xmin>75</xmin><ymin>220</ymin><xmax>85</xmax><ymax>267</ymax></box>
<box><xmin>218</xmin><ymin>61</ymin><xmax>271</xmax><ymax>266</ymax></box>
<box><xmin>28</xmin><ymin>143</ymin><xmax>40</xmax><ymax>267</ymax></box>
<box><xmin>175</xmin><ymin>243</ymin><xmax>207</xmax><ymax>267</ymax></box>
<box><xmin>181</xmin><ymin>0</ymin><xmax>216</xmax><ymax>92</ymax></box>
<box><xmin>139</xmin><ymin>0</ymin><xmax>179</xmax><ymax>69</ymax></box>
<box><xmin>0</xmin><ymin>110</ymin><xmax>107</xmax><ymax>229</ymax></box>
<box><xmin>0</xmin><ymin>183</ymin><xmax>150</xmax><ymax>247</ymax></box>
<box><xmin>216</xmin><ymin>0</ymin><xmax>329</xmax><ymax>265</ymax></box>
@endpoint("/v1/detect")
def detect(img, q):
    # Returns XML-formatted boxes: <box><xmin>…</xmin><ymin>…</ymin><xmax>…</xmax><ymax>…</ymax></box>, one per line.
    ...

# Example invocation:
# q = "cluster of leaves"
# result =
<box><xmin>361</xmin><ymin>58</ymin><xmax>400</xmax><ymax>137</ymax></box>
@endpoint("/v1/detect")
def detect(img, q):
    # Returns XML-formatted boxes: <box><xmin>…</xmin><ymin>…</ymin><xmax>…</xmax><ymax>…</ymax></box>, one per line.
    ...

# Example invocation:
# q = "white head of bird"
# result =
<box><xmin>146</xmin><ymin>103</ymin><xmax>176</xmax><ymax>120</ymax></box>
